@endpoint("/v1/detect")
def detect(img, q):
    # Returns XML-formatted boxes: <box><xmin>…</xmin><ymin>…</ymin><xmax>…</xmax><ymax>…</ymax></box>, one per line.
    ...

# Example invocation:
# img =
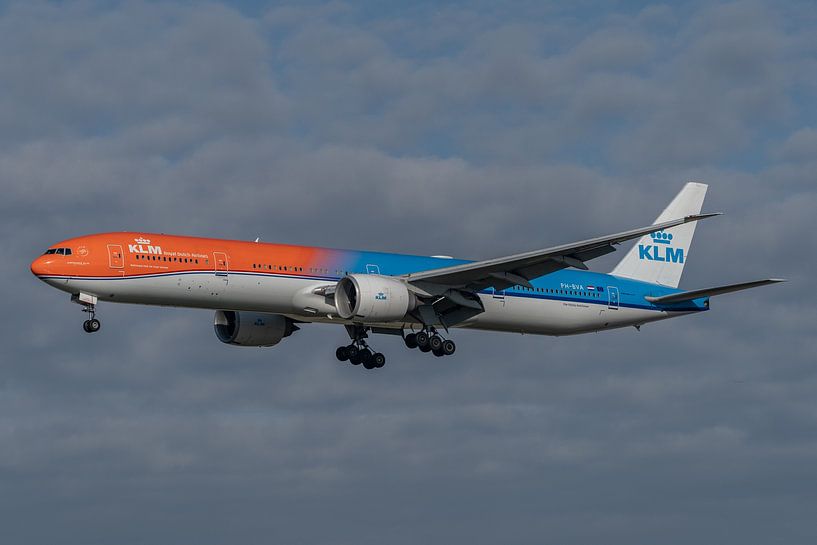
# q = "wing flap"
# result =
<box><xmin>645</xmin><ymin>279</ymin><xmax>786</xmax><ymax>305</ymax></box>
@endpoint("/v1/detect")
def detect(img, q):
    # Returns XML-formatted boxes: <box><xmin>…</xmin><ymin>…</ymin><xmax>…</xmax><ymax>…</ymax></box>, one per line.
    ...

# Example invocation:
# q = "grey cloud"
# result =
<box><xmin>773</xmin><ymin>126</ymin><xmax>817</xmax><ymax>160</ymax></box>
<box><xmin>2</xmin><ymin>1</ymin><xmax>817</xmax><ymax>544</ymax></box>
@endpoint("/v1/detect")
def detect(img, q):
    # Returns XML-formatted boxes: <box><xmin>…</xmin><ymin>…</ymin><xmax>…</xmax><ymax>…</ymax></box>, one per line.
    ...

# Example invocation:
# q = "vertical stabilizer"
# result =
<box><xmin>610</xmin><ymin>182</ymin><xmax>707</xmax><ymax>288</ymax></box>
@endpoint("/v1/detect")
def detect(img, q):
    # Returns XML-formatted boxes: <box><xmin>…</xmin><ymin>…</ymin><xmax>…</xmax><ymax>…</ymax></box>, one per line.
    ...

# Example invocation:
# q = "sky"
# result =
<box><xmin>1</xmin><ymin>1</ymin><xmax>816</xmax><ymax>543</ymax></box>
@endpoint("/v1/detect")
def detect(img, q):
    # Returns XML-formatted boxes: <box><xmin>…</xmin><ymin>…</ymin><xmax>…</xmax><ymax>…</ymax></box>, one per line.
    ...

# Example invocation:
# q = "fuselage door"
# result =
<box><xmin>214</xmin><ymin>252</ymin><xmax>229</xmax><ymax>279</ymax></box>
<box><xmin>607</xmin><ymin>286</ymin><xmax>620</xmax><ymax>310</ymax></box>
<box><xmin>107</xmin><ymin>244</ymin><xmax>124</xmax><ymax>269</ymax></box>
<box><xmin>492</xmin><ymin>287</ymin><xmax>506</xmax><ymax>307</ymax></box>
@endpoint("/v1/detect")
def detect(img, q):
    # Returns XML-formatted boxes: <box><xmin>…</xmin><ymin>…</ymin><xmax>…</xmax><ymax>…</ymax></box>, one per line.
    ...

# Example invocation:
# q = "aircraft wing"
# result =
<box><xmin>404</xmin><ymin>213</ymin><xmax>720</xmax><ymax>292</ymax></box>
<box><xmin>644</xmin><ymin>278</ymin><xmax>786</xmax><ymax>305</ymax></box>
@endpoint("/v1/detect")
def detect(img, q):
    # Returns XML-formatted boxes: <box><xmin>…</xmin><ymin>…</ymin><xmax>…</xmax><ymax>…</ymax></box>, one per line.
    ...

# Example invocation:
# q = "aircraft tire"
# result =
<box><xmin>429</xmin><ymin>335</ymin><xmax>443</xmax><ymax>352</ymax></box>
<box><xmin>336</xmin><ymin>346</ymin><xmax>349</xmax><ymax>361</ymax></box>
<box><xmin>373</xmin><ymin>353</ymin><xmax>386</xmax><ymax>368</ymax></box>
<box><xmin>361</xmin><ymin>349</ymin><xmax>376</xmax><ymax>369</ymax></box>
<box><xmin>416</xmin><ymin>331</ymin><xmax>430</xmax><ymax>349</ymax></box>
<box><xmin>82</xmin><ymin>320</ymin><xmax>92</xmax><ymax>333</ymax></box>
<box><xmin>442</xmin><ymin>339</ymin><xmax>456</xmax><ymax>356</ymax></box>
<box><xmin>432</xmin><ymin>347</ymin><xmax>445</xmax><ymax>357</ymax></box>
<box><xmin>419</xmin><ymin>344</ymin><xmax>432</xmax><ymax>353</ymax></box>
<box><xmin>348</xmin><ymin>345</ymin><xmax>362</xmax><ymax>365</ymax></box>
<box><xmin>404</xmin><ymin>333</ymin><xmax>418</xmax><ymax>349</ymax></box>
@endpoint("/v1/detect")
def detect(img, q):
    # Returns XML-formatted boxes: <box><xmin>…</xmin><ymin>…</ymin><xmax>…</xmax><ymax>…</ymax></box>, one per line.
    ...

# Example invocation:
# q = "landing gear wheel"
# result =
<box><xmin>429</xmin><ymin>334</ymin><xmax>443</xmax><ymax>352</ymax></box>
<box><xmin>360</xmin><ymin>348</ymin><xmax>375</xmax><ymax>369</ymax></box>
<box><xmin>442</xmin><ymin>339</ymin><xmax>456</xmax><ymax>356</ymax></box>
<box><xmin>432</xmin><ymin>347</ymin><xmax>445</xmax><ymax>357</ymax></box>
<box><xmin>404</xmin><ymin>333</ymin><xmax>418</xmax><ymax>349</ymax></box>
<box><xmin>82</xmin><ymin>319</ymin><xmax>101</xmax><ymax>333</ymax></box>
<box><xmin>372</xmin><ymin>353</ymin><xmax>386</xmax><ymax>368</ymax></box>
<box><xmin>419</xmin><ymin>344</ymin><xmax>432</xmax><ymax>353</ymax></box>
<box><xmin>348</xmin><ymin>344</ymin><xmax>362</xmax><ymax>365</ymax></box>
<box><xmin>343</xmin><ymin>326</ymin><xmax>388</xmax><ymax>370</ymax></box>
<box><xmin>416</xmin><ymin>331</ymin><xmax>430</xmax><ymax>349</ymax></box>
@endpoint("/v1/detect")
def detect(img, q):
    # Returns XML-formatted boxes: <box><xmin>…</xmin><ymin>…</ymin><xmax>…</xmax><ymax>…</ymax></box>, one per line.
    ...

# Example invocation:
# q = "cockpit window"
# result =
<box><xmin>43</xmin><ymin>247</ymin><xmax>71</xmax><ymax>255</ymax></box>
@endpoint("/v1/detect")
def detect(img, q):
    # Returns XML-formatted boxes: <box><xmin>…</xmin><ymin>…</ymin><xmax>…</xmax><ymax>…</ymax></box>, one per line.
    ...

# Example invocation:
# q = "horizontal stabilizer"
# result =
<box><xmin>645</xmin><ymin>279</ymin><xmax>786</xmax><ymax>305</ymax></box>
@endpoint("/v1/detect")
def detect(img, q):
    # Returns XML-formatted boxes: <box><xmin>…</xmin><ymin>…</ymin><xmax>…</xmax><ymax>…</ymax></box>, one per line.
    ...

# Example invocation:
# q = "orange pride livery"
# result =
<box><xmin>31</xmin><ymin>183</ymin><xmax>783</xmax><ymax>370</ymax></box>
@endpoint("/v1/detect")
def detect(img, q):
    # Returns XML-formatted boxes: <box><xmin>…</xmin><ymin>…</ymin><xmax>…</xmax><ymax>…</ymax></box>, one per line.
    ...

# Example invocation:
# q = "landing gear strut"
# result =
<box><xmin>404</xmin><ymin>327</ymin><xmax>456</xmax><ymax>357</ymax></box>
<box><xmin>335</xmin><ymin>325</ymin><xmax>385</xmax><ymax>370</ymax></box>
<box><xmin>72</xmin><ymin>293</ymin><xmax>101</xmax><ymax>334</ymax></box>
<box><xmin>81</xmin><ymin>304</ymin><xmax>101</xmax><ymax>333</ymax></box>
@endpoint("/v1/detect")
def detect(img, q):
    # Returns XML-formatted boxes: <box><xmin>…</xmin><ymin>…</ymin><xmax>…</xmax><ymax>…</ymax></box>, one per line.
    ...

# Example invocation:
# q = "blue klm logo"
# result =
<box><xmin>375</xmin><ymin>292</ymin><xmax>388</xmax><ymax>300</ymax></box>
<box><xmin>638</xmin><ymin>231</ymin><xmax>684</xmax><ymax>263</ymax></box>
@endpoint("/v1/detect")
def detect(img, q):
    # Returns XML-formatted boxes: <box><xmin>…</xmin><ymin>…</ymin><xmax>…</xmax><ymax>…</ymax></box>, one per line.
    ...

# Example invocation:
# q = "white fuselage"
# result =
<box><xmin>41</xmin><ymin>270</ymin><xmax>682</xmax><ymax>336</ymax></box>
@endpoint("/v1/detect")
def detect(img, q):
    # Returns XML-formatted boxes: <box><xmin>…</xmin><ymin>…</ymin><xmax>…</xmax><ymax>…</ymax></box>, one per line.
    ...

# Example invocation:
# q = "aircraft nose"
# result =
<box><xmin>30</xmin><ymin>255</ymin><xmax>52</xmax><ymax>277</ymax></box>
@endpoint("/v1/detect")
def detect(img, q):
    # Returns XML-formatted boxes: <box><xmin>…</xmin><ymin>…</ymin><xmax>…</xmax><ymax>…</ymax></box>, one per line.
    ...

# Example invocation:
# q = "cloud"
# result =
<box><xmin>2</xmin><ymin>1</ymin><xmax>816</xmax><ymax>544</ymax></box>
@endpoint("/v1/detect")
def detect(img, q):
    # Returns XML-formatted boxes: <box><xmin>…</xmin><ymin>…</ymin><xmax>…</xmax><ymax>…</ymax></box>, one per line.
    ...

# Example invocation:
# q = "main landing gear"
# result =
<box><xmin>403</xmin><ymin>327</ymin><xmax>456</xmax><ymax>357</ymax></box>
<box><xmin>335</xmin><ymin>326</ymin><xmax>385</xmax><ymax>370</ymax></box>
<box><xmin>335</xmin><ymin>325</ymin><xmax>457</xmax><ymax>368</ymax></box>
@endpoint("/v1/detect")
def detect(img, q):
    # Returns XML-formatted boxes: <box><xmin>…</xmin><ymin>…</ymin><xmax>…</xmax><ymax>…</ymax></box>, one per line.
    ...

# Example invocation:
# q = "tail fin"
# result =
<box><xmin>610</xmin><ymin>182</ymin><xmax>708</xmax><ymax>288</ymax></box>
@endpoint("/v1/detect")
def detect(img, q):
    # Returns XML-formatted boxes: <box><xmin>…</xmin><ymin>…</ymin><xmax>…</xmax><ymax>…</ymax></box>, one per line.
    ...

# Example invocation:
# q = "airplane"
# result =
<box><xmin>30</xmin><ymin>182</ymin><xmax>783</xmax><ymax>370</ymax></box>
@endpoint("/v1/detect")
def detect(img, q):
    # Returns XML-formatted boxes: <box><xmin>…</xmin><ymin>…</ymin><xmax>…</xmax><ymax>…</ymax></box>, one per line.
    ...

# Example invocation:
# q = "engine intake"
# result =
<box><xmin>334</xmin><ymin>274</ymin><xmax>417</xmax><ymax>322</ymax></box>
<box><xmin>214</xmin><ymin>311</ymin><xmax>298</xmax><ymax>346</ymax></box>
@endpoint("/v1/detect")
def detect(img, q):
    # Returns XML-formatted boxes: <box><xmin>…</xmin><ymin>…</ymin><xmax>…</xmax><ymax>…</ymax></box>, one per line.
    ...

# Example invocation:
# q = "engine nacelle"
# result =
<box><xmin>334</xmin><ymin>274</ymin><xmax>417</xmax><ymax>322</ymax></box>
<box><xmin>214</xmin><ymin>311</ymin><xmax>298</xmax><ymax>347</ymax></box>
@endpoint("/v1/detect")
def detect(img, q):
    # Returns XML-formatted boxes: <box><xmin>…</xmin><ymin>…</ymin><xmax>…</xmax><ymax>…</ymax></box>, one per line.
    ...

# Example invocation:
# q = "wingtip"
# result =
<box><xmin>768</xmin><ymin>278</ymin><xmax>788</xmax><ymax>283</ymax></box>
<box><xmin>686</xmin><ymin>212</ymin><xmax>723</xmax><ymax>221</ymax></box>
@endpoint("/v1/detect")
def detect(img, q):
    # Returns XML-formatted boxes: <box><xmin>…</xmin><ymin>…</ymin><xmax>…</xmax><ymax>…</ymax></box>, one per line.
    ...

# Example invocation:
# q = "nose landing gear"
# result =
<box><xmin>72</xmin><ymin>293</ymin><xmax>101</xmax><ymax>334</ymax></box>
<box><xmin>81</xmin><ymin>303</ymin><xmax>101</xmax><ymax>333</ymax></box>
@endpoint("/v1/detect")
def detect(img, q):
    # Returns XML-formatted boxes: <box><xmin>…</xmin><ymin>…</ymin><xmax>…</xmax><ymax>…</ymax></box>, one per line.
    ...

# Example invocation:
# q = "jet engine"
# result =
<box><xmin>214</xmin><ymin>310</ymin><xmax>299</xmax><ymax>347</ymax></box>
<box><xmin>334</xmin><ymin>274</ymin><xmax>418</xmax><ymax>322</ymax></box>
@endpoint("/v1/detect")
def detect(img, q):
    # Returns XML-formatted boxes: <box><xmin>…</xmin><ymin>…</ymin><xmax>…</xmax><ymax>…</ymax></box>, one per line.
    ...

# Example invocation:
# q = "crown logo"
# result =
<box><xmin>134</xmin><ymin>237</ymin><xmax>151</xmax><ymax>245</ymax></box>
<box><xmin>650</xmin><ymin>231</ymin><xmax>673</xmax><ymax>245</ymax></box>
